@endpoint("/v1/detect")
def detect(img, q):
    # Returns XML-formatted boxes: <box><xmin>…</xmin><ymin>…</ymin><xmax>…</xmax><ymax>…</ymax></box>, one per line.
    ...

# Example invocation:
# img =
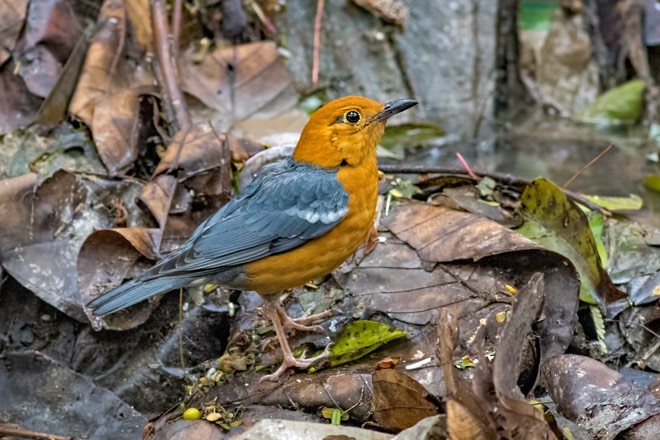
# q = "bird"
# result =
<box><xmin>87</xmin><ymin>95</ymin><xmax>418</xmax><ymax>381</ymax></box>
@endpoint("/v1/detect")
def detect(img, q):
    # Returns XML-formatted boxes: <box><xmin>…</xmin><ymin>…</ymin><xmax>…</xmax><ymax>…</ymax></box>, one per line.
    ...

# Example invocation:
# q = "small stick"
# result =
<box><xmin>172</xmin><ymin>0</ymin><xmax>183</xmax><ymax>56</ymax></box>
<box><xmin>0</xmin><ymin>423</ymin><xmax>72</xmax><ymax>440</ymax></box>
<box><xmin>312</xmin><ymin>0</ymin><xmax>325</xmax><ymax>86</ymax></box>
<box><xmin>563</xmin><ymin>143</ymin><xmax>614</xmax><ymax>189</ymax></box>
<box><xmin>151</xmin><ymin>0</ymin><xmax>190</xmax><ymax>134</ymax></box>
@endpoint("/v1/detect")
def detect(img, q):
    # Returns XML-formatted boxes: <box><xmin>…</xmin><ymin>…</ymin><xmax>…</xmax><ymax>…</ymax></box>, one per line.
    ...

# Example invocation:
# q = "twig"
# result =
<box><xmin>312</xmin><ymin>0</ymin><xmax>325</xmax><ymax>86</ymax></box>
<box><xmin>150</xmin><ymin>0</ymin><xmax>190</xmax><ymax>134</ymax></box>
<box><xmin>377</xmin><ymin>163</ymin><xmax>611</xmax><ymax>215</ymax></box>
<box><xmin>456</xmin><ymin>152</ymin><xmax>478</xmax><ymax>179</ymax></box>
<box><xmin>250</xmin><ymin>0</ymin><xmax>276</xmax><ymax>34</ymax></box>
<box><xmin>563</xmin><ymin>143</ymin><xmax>614</xmax><ymax>189</ymax></box>
<box><xmin>172</xmin><ymin>0</ymin><xmax>183</xmax><ymax>57</ymax></box>
<box><xmin>0</xmin><ymin>423</ymin><xmax>71</xmax><ymax>440</ymax></box>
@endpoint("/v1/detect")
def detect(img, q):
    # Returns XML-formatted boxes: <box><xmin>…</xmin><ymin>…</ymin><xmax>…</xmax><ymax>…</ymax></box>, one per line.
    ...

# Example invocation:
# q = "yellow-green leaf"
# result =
<box><xmin>582</xmin><ymin>194</ymin><xmax>643</xmax><ymax>211</ymax></box>
<box><xmin>589</xmin><ymin>212</ymin><xmax>608</xmax><ymax>269</ymax></box>
<box><xmin>578</xmin><ymin>79</ymin><xmax>645</xmax><ymax>126</ymax></box>
<box><xmin>643</xmin><ymin>174</ymin><xmax>660</xmax><ymax>193</ymax></box>
<box><xmin>328</xmin><ymin>320</ymin><xmax>408</xmax><ymax>367</ymax></box>
<box><xmin>516</xmin><ymin>178</ymin><xmax>625</xmax><ymax>305</ymax></box>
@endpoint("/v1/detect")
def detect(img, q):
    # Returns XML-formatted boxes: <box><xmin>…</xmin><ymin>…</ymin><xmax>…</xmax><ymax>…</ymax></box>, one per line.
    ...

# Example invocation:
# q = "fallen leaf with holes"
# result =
<box><xmin>327</xmin><ymin>320</ymin><xmax>408</xmax><ymax>368</ymax></box>
<box><xmin>516</xmin><ymin>178</ymin><xmax>627</xmax><ymax>312</ymax></box>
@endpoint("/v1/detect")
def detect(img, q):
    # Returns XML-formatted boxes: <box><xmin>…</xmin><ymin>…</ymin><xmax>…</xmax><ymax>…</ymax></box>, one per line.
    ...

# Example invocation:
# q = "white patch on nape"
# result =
<box><xmin>285</xmin><ymin>206</ymin><xmax>347</xmax><ymax>224</ymax></box>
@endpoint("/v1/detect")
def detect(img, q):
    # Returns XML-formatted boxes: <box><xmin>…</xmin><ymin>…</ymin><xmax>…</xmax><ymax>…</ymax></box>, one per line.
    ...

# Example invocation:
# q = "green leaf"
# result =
<box><xmin>578</xmin><ymin>79</ymin><xmax>645</xmax><ymax>126</ymax></box>
<box><xmin>582</xmin><ymin>194</ymin><xmax>643</xmax><ymax>211</ymax></box>
<box><xmin>516</xmin><ymin>178</ymin><xmax>625</xmax><ymax>305</ymax></box>
<box><xmin>389</xmin><ymin>177</ymin><xmax>421</xmax><ymax>199</ymax></box>
<box><xmin>590</xmin><ymin>304</ymin><xmax>607</xmax><ymax>353</ymax></box>
<box><xmin>589</xmin><ymin>212</ymin><xmax>608</xmax><ymax>269</ymax></box>
<box><xmin>643</xmin><ymin>174</ymin><xmax>660</xmax><ymax>193</ymax></box>
<box><xmin>477</xmin><ymin>176</ymin><xmax>497</xmax><ymax>198</ymax></box>
<box><xmin>328</xmin><ymin>320</ymin><xmax>408</xmax><ymax>367</ymax></box>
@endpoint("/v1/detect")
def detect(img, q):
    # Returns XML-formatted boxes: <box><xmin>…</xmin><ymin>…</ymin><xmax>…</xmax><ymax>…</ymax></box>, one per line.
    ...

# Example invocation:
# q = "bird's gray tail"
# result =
<box><xmin>86</xmin><ymin>276</ymin><xmax>189</xmax><ymax>316</ymax></box>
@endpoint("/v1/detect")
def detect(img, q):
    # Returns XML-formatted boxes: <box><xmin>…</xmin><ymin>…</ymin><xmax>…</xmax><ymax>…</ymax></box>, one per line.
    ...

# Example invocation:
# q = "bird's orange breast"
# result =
<box><xmin>244</xmin><ymin>159</ymin><xmax>378</xmax><ymax>294</ymax></box>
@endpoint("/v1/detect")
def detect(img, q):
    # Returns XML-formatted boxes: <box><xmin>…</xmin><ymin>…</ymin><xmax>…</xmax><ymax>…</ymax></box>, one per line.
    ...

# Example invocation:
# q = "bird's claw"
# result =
<box><xmin>259</xmin><ymin>346</ymin><xmax>330</xmax><ymax>383</ymax></box>
<box><xmin>277</xmin><ymin>306</ymin><xmax>341</xmax><ymax>333</ymax></box>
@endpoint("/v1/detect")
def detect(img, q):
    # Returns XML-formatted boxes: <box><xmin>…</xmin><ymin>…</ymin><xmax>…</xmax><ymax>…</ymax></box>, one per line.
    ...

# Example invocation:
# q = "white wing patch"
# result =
<box><xmin>285</xmin><ymin>205</ymin><xmax>348</xmax><ymax>224</ymax></box>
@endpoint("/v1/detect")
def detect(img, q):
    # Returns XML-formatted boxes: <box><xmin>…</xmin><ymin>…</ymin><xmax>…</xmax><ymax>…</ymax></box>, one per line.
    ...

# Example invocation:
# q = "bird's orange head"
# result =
<box><xmin>293</xmin><ymin>96</ymin><xmax>417</xmax><ymax>168</ymax></box>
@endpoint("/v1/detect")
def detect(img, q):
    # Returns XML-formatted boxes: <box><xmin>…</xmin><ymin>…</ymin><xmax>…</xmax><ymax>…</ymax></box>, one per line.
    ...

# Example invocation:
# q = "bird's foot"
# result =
<box><xmin>276</xmin><ymin>305</ymin><xmax>340</xmax><ymax>333</ymax></box>
<box><xmin>259</xmin><ymin>346</ymin><xmax>330</xmax><ymax>383</ymax></box>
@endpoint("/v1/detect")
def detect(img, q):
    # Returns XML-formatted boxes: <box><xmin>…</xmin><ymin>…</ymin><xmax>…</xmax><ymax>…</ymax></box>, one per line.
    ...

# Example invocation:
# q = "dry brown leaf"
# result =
<box><xmin>14</xmin><ymin>0</ymin><xmax>82</xmax><ymax>98</ymax></box>
<box><xmin>0</xmin><ymin>61</ymin><xmax>42</xmax><ymax>133</ymax></box>
<box><xmin>79</xmin><ymin>227</ymin><xmax>161</xmax><ymax>330</ymax></box>
<box><xmin>179</xmin><ymin>41</ymin><xmax>298</xmax><ymax>121</ymax></box>
<box><xmin>446</xmin><ymin>399</ymin><xmax>490</xmax><ymax>440</ymax></box>
<box><xmin>138</xmin><ymin>174</ymin><xmax>178</xmax><ymax>229</ymax></box>
<box><xmin>437</xmin><ymin>311</ymin><xmax>498</xmax><ymax>439</ymax></box>
<box><xmin>155</xmin><ymin>126</ymin><xmax>230</xmax><ymax>178</ymax></box>
<box><xmin>382</xmin><ymin>201</ymin><xmax>536</xmax><ymax>263</ymax></box>
<box><xmin>371</xmin><ymin>368</ymin><xmax>439</xmax><ymax>431</ymax></box>
<box><xmin>377</xmin><ymin>201</ymin><xmax>579</xmax><ymax>361</ymax></box>
<box><xmin>0</xmin><ymin>0</ymin><xmax>28</xmax><ymax>64</ymax></box>
<box><xmin>0</xmin><ymin>170</ymin><xmax>150</xmax><ymax>322</ymax></box>
<box><xmin>91</xmin><ymin>89</ymin><xmax>139</xmax><ymax>175</ymax></box>
<box><xmin>69</xmin><ymin>0</ymin><xmax>127</xmax><ymax>124</ymax></box>
<box><xmin>125</xmin><ymin>0</ymin><xmax>152</xmax><ymax>52</ymax></box>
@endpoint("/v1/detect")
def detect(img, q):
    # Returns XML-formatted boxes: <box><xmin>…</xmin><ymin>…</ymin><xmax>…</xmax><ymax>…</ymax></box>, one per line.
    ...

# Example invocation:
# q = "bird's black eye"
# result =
<box><xmin>345</xmin><ymin>110</ymin><xmax>361</xmax><ymax>124</ymax></box>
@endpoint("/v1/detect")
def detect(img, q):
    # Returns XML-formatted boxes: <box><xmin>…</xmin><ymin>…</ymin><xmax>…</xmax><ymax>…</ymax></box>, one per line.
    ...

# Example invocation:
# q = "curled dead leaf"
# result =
<box><xmin>79</xmin><ymin>227</ymin><xmax>161</xmax><ymax>330</ymax></box>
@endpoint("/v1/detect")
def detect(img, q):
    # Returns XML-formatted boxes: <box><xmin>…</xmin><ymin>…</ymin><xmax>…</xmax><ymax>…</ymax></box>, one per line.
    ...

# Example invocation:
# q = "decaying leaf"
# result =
<box><xmin>91</xmin><ymin>89</ymin><xmax>140</xmax><ymax>175</ymax></box>
<box><xmin>0</xmin><ymin>0</ymin><xmax>28</xmax><ymax>65</ymax></box>
<box><xmin>179</xmin><ymin>41</ymin><xmax>299</xmax><ymax>122</ymax></box>
<box><xmin>0</xmin><ymin>350</ymin><xmax>146</xmax><ymax>439</ymax></box>
<box><xmin>354</xmin><ymin>200</ymin><xmax>579</xmax><ymax>362</ymax></box>
<box><xmin>14</xmin><ymin>0</ymin><xmax>82</xmax><ymax>98</ymax></box>
<box><xmin>328</xmin><ymin>320</ymin><xmax>408</xmax><ymax>367</ymax></box>
<box><xmin>493</xmin><ymin>274</ymin><xmax>557</xmax><ymax>439</ymax></box>
<box><xmin>69</xmin><ymin>0</ymin><xmax>128</xmax><ymax>124</ymax></box>
<box><xmin>0</xmin><ymin>170</ymin><xmax>149</xmax><ymax>322</ymax></box>
<box><xmin>437</xmin><ymin>310</ymin><xmax>498</xmax><ymax>439</ymax></box>
<box><xmin>79</xmin><ymin>227</ymin><xmax>160</xmax><ymax>330</ymax></box>
<box><xmin>371</xmin><ymin>368</ymin><xmax>439</xmax><ymax>431</ymax></box>
<box><xmin>516</xmin><ymin>178</ymin><xmax>626</xmax><ymax>308</ymax></box>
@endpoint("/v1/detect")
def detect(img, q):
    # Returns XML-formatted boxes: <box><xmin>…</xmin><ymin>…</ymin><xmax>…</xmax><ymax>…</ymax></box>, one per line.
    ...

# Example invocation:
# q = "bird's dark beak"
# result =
<box><xmin>372</xmin><ymin>99</ymin><xmax>418</xmax><ymax>122</ymax></box>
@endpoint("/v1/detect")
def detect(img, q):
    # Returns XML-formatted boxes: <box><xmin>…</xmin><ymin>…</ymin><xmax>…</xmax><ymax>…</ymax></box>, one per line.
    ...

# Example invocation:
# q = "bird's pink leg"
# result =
<box><xmin>275</xmin><ymin>303</ymin><xmax>339</xmax><ymax>332</ymax></box>
<box><xmin>259</xmin><ymin>306</ymin><xmax>329</xmax><ymax>382</ymax></box>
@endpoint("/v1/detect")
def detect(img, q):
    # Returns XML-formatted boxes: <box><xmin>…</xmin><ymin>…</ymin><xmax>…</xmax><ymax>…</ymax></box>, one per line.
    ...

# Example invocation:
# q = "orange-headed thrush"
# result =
<box><xmin>87</xmin><ymin>96</ymin><xmax>418</xmax><ymax>380</ymax></box>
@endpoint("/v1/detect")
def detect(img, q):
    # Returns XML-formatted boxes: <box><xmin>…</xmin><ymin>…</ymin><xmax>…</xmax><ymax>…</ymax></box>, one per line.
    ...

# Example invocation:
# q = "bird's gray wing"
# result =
<box><xmin>142</xmin><ymin>158</ymin><xmax>349</xmax><ymax>278</ymax></box>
